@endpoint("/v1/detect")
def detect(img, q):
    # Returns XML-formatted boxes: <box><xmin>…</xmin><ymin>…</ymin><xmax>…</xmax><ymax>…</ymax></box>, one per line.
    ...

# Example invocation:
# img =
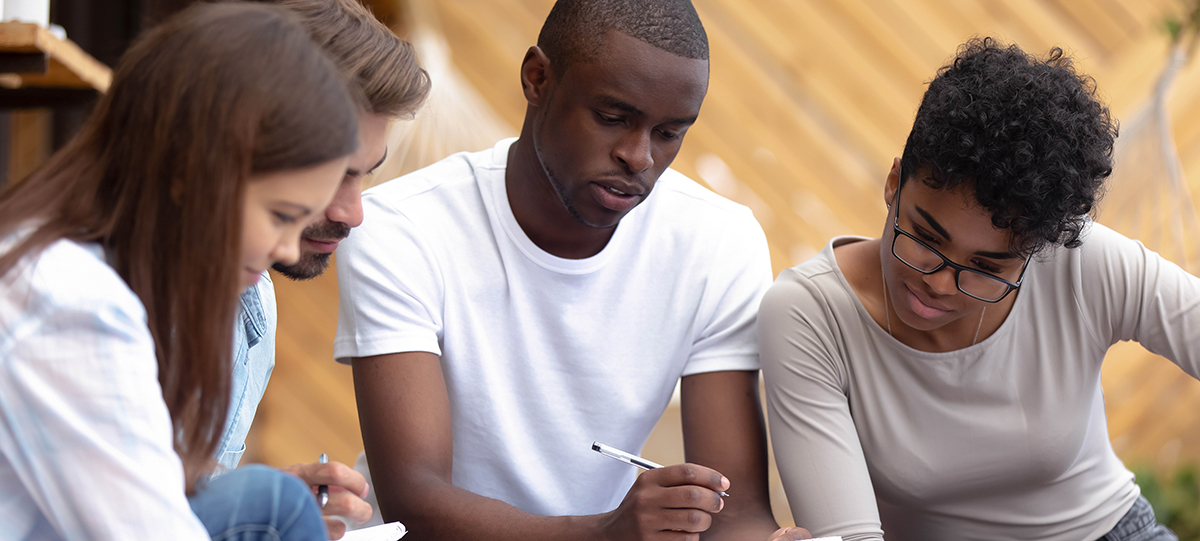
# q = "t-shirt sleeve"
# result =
<box><xmin>759</xmin><ymin>269</ymin><xmax>885</xmax><ymax>541</ymax></box>
<box><xmin>0</xmin><ymin>260</ymin><xmax>209</xmax><ymax>540</ymax></box>
<box><xmin>1078</xmin><ymin>223</ymin><xmax>1200</xmax><ymax>379</ymax></box>
<box><xmin>681</xmin><ymin>210</ymin><xmax>773</xmax><ymax>376</ymax></box>
<box><xmin>334</xmin><ymin>196</ymin><xmax>444</xmax><ymax>363</ymax></box>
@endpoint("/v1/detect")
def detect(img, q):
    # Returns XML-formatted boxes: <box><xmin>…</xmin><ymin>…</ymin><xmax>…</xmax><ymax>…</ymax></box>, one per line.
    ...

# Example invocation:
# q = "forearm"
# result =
<box><xmin>702</xmin><ymin>507</ymin><xmax>782</xmax><ymax>541</ymax></box>
<box><xmin>379</xmin><ymin>469</ymin><xmax>606</xmax><ymax>541</ymax></box>
<box><xmin>354</xmin><ymin>350</ymin><xmax>591</xmax><ymax>540</ymax></box>
<box><xmin>682</xmin><ymin>371</ymin><xmax>782</xmax><ymax>541</ymax></box>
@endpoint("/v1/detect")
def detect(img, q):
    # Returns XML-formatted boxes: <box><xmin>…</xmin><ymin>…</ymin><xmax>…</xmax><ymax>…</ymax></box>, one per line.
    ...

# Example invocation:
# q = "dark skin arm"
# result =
<box><xmin>353</xmin><ymin>351</ymin><xmax>734</xmax><ymax>541</ymax></box>
<box><xmin>682</xmin><ymin>370</ymin><xmax>811</xmax><ymax>541</ymax></box>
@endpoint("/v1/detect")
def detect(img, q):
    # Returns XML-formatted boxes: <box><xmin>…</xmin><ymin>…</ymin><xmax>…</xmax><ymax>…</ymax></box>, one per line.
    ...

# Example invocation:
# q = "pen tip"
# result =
<box><xmin>591</xmin><ymin>442</ymin><xmax>601</xmax><ymax>451</ymax></box>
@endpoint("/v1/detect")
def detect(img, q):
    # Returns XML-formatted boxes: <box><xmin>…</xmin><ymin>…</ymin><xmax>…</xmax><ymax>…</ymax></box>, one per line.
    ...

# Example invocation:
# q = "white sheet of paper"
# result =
<box><xmin>340</xmin><ymin>522</ymin><xmax>407</xmax><ymax>541</ymax></box>
<box><xmin>810</xmin><ymin>537</ymin><xmax>843</xmax><ymax>541</ymax></box>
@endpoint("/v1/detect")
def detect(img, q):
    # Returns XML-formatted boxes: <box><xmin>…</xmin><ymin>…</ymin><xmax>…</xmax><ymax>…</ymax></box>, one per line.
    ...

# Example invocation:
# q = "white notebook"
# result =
<box><xmin>341</xmin><ymin>522</ymin><xmax>407</xmax><ymax>541</ymax></box>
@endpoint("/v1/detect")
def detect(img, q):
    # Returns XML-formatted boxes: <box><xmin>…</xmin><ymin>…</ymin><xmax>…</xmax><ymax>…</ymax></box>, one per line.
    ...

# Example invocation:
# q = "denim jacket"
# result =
<box><xmin>213</xmin><ymin>272</ymin><xmax>277</xmax><ymax>473</ymax></box>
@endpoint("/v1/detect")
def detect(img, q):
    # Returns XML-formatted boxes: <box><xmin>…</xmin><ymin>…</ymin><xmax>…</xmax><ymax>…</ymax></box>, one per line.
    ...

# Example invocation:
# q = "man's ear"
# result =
<box><xmin>520</xmin><ymin>46</ymin><xmax>553</xmax><ymax>106</ymax></box>
<box><xmin>884</xmin><ymin>157</ymin><xmax>901</xmax><ymax>209</ymax></box>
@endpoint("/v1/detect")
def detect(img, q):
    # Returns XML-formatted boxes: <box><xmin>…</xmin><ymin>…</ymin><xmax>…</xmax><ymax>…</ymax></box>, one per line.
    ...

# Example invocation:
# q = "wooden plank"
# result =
<box><xmin>701</xmin><ymin>0</ymin><xmax>904</xmax><ymax>164</ymax></box>
<box><xmin>1091</xmin><ymin>38</ymin><xmax>1172</xmax><ymax>120</ymax></box>
<box><xmin>1104</xmin><ymin>0</ymin><xmax>1179</xmax><ymax>36</ymax></box>
<box><xmin>1103</xmin><ymin>342</ymin><xmax>1200</xmax><ymax>464</ymax></box>
<box><xmin>814</xmin><ymin>0</ymin><xmax>948</xmax><ymax>82</ymax></box>
<box><xmin>974</xmin><ymin>0</ymin><xmax>1104</xmax><ymax>59</ymax></box>
<box><xmin>435</xmin><ymin>0</ymin><xmax>528</xmax><ymax>127</ymax></box>
<box><xmin>7</xmin><ymin>108</ymin><xmax>49</xmax><ymax>185</ymax></box>
<box><xmin>0</xmin><ymin>23</ymin><xmax>110</xmax><ymax>91</ymax></box>
<box><xmin>1039</xmin><ymin>0</ymin><xmax>1138</xmax><ymax>57</ymax></box>
<box><xmin>870</xmin><ymin>0</ymin><xmax>977</xmax><ymax>59</ymax></box>
<box><xmin>694</xmin><ymin>14</ymin><xmax>891</xmax><ymax>234</ymax></box>
<box><xmin>684</xmin><ymin>101</ymin><xmax>878</xmax><ymax>240</ymax></box>
<box><xmin>1168</xmin><ymin>53</ymin><xmax>1200</xmax><ymax>159</ymax></box>
<box><xmin>450</xmin><ymin>0</ymin><xmax>540</xmax><ymax>56</ymax></box>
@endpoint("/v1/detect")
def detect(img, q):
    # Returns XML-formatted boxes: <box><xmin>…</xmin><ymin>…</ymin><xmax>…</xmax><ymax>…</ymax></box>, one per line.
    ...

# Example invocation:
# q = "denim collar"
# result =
<box><xmin>238</xmin><ymin>284</ymin><xmax>266</xmax><ymax>349</ymax></box>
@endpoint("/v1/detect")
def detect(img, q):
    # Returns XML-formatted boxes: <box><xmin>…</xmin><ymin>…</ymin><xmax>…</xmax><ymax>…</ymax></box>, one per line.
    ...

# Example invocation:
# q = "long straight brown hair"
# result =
<box><xmin>0</xmin><ymin>3</ymin><xmax>359</xmax><ymax>491</ymax></box>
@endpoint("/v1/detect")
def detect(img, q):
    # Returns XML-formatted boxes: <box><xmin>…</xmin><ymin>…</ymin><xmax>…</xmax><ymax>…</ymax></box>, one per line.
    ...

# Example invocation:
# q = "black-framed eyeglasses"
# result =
<box><xmin>890</xmin><ymin>171</ymin><xmax>1029</xmax><ymax>303</ymax></box>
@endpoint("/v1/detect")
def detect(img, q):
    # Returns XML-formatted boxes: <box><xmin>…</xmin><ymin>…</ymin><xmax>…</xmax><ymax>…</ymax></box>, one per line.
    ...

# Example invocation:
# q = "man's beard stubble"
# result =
<box><xmin>272</xmin><ymin>220</ymin><xmax>351</xmax><ymax>281</ymax></box>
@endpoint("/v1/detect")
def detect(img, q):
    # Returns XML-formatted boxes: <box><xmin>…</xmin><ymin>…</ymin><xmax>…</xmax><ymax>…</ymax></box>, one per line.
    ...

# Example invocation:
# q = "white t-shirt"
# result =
<box><xmin>335</xmin><ymin>138</ymin><xmax>772</xmax><ymax>517</ymax></box>
<box><xmin>759</xmin><ymin>222</ymin><xmax>1200</xmax><ymax>541</ymax></box>
<box><xmin>0</xmin><ymin>237</ymin><xmax>209</xmax><ymax>540</ymax></box>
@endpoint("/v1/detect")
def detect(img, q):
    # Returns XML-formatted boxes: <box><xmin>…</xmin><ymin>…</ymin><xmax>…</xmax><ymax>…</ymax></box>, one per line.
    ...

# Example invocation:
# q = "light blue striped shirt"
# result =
<box><xmin>0</xmin><ymin>237</ymin><xmax>209</xmax><ymax>540</ymax></box>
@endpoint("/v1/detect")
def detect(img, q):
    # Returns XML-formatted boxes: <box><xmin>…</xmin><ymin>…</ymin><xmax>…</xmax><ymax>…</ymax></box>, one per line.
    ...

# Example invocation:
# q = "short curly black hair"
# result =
<box><xmin>901</xmin><ymin>37</ymin><xmax>1118</xmax><ymax>256</ymax></box>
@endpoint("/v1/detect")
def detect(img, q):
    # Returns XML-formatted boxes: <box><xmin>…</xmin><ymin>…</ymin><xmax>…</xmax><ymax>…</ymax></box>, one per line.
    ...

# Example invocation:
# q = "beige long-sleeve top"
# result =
<box><xmin>759</xmin><ymin>222</ymin><xmax>1200</xmax><ymax>541</ymax></box>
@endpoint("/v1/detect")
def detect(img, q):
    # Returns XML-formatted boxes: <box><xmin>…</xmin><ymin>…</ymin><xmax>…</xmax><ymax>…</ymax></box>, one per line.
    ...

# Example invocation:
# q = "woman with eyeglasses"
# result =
<box><xmin>759</xmin><ymin>38</ymin><xmax>1193</xmax><ymax>541</ymax></box>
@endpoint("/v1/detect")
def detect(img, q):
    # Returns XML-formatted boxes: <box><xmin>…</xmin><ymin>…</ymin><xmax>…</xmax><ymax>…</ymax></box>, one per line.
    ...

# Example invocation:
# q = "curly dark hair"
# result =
<box><xmin>900</xmin><ymin>37</ymin><xmax>1118</xmax><ymax>255</ymax></box>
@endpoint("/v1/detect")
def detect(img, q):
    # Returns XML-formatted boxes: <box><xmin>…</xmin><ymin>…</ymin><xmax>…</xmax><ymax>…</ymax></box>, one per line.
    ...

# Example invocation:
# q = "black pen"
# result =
<box><xmin>591</xmin><ymin>441</ymin><xmax>730</xmax><ymax>497</ymax></box>
<box><xmin>318</xmin><ymin>453</ymin><xmax>329</xmax><ymax>508</ymax></box>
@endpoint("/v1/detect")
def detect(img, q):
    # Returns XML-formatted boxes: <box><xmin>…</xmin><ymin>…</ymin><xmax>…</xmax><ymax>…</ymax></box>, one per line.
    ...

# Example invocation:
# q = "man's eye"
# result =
<box><xmin>596</xmin><ymin>112</ymin><xmax>622</xmax><ymax>125</ymax></box>
<box><xmin>657</xmin><ymin>129</ymin><xmax>680</xmax><ymax>141</ymax></box>
<box><xmin>273</xmin><ymin>211</ymin><xmax>296</xmax><ymax>224</ymax></box>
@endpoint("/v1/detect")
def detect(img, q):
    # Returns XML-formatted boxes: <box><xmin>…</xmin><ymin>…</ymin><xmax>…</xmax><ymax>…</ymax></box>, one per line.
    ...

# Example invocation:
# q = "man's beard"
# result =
<box><xmin>272</xmin><ymin>220</ymin><xmax>351</xmax><ymax>280</ymax></box>
<box><xmin>535</xmin><ymin>135</ymin><xmax>602</xmax><ymax>229</ymax></box>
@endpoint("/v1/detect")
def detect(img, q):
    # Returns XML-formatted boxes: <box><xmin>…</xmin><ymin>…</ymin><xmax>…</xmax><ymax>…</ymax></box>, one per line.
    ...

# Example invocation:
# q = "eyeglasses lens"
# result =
<box><xmin>893</xmin><ymin>234</ymin><xmax>1011</xmax><ymax>302</ymax></box>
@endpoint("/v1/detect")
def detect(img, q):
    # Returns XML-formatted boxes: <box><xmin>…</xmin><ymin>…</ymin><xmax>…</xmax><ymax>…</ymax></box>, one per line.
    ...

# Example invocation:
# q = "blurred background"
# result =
<box><xmin>3</xmin><ymin>0</ymin><xmax>1200</xmax><ymax>535</ymax></box>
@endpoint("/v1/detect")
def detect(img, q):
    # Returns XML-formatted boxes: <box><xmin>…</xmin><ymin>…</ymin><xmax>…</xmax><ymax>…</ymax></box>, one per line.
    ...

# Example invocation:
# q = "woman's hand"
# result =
<box><xmin>767</xmin><ymin>526</ymin><xmax>814</xmax><ymax>541</ymax></box>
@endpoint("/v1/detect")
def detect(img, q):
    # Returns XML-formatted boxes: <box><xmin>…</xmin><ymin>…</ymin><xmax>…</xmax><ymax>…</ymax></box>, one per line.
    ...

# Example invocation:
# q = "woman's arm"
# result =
<box><xmin>758</xmin><ymin>272</ymin><xmax>885</xmax><ymax>541</ymax></box>
<box><xmin>0</xmin><ymin>253</ymin><xmax>210</xmax><ymax>540</ymax></box>
<box><xmin>1079</xmin><ymin>223</ymin><xmax>1200</xmax><ymax>378</ymax></box>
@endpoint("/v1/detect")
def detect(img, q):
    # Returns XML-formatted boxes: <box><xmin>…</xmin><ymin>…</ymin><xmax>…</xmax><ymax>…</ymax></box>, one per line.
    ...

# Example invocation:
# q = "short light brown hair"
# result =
<box><xmin>270</xmin><ymin>0</ymin><xmax>431</xmax><ymax>118</ymax></box>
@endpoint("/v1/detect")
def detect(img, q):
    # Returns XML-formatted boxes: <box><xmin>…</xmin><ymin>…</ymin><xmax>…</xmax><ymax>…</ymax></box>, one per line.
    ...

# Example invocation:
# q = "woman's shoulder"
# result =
<box><xmin>1038</xmin><ymin>220</ymin><xmax>1160</xmax><ymax>291</ymax></box>
<box><xmin>759</xmin><ymin>238</ymin><xmax>870</xmax><ymax>381</ymax></box>
<box><xmin>764</xmin><ymin>236</ymin><xmax>868</xmax><ymax>322</ymax></box>
<box><xmin>1050</xmin><ymin>220</ymin><xmax>1138</xmax><ymax>262</ymax></box>
<box><xmin>1</xmin><ymin>237</ymin><xmax>145</xmax><ymax>328</ymax></box>
<box><xmin>773</xmin><ymin>236</ymin><xmax>870</xmax><ymax>289</ymax></box>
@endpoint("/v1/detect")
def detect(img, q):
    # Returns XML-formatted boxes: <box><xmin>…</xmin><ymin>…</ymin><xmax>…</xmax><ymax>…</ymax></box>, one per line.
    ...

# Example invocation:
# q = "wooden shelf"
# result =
<box><xmin>0</xmin><ymin>22</ymin><xmax>110</xmax><ymax>92</ymax></box>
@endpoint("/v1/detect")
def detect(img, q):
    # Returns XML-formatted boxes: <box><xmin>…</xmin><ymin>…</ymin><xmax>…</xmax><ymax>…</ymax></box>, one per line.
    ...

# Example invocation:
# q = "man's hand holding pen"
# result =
<box><xmin>591</xmin><ymin>443</ymin><xmax>814</xmax><ymax>541</ymax></box>
<box><xmin>594</xmin><ymin>462</ymin><xmax>730</xmax><ymax>541</ymax></box>
<box><xmin>281</xmin><ymin>458</ymin><xmax>373</xmax><ymax>540</ymax></box>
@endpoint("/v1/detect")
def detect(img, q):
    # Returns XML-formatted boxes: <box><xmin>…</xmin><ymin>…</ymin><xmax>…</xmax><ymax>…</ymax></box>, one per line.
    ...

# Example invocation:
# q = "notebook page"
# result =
<box><xmin>341</xmin><ymin>522</ymin><xmax>407</xmax><ymax>541</ymax></box>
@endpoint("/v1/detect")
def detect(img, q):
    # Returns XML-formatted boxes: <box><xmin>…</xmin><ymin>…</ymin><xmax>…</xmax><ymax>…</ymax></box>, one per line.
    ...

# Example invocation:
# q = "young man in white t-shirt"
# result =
<box><xmin>335</xmin><ymin>1</ymin><xmax>811</xmax><ymax>540</ymax></box>
<box><xmin>209</xmin><ymin>1</ymin><xmax>430</xmax><ymax>539</ymax></box>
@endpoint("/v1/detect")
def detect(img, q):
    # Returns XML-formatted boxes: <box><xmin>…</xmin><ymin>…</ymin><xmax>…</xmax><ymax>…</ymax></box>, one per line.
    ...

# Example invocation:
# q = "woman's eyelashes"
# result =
<box><xmin>272</xmin><ymin>210</ymin><xmax>297</xmax><ymax>225</ymax></box>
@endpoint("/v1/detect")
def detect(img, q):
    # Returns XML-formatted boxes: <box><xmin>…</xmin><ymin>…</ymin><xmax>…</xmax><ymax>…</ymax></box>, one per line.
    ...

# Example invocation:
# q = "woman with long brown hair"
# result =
<box><xmin>0</xmin><ymin>3</ymin><xmax>359</xmax><ymax>539</ymax></box>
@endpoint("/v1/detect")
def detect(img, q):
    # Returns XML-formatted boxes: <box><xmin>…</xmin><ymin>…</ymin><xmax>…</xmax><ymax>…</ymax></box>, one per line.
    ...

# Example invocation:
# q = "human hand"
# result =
<box><xmin>596</xmin><ymin>463</ymin><xmax>729</xmax><ymax>541</ymax></box>
<box><xmin>281</xmin><ymin>460</ymin><xmax>372</xmax><ymax>540</ymax></box>
<box><xmin>767</xmin><ymin>526</ymin><xmax>813</xmax><ymax>540</ymax></box>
